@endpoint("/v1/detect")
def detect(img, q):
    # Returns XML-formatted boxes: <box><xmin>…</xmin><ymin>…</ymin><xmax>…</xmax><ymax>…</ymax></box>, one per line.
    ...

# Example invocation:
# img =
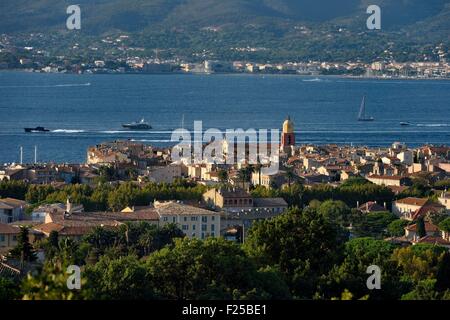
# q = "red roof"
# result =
<box><xmin>0</xmin><ymin>223</ymin><xmax>20</xmax><ymax>235</ymax></box>
<box><xmin>416</xmin><ymin>235</ymin><xmax>450</xmax><ymax>246</ymax></box>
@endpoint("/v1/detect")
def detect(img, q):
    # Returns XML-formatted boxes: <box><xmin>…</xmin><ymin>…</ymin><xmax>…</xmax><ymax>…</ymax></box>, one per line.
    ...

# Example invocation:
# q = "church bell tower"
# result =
<box><xmin>281</xmin><ymin>116</ymin><xmax>295</xmax><ymax>155</ymax></box>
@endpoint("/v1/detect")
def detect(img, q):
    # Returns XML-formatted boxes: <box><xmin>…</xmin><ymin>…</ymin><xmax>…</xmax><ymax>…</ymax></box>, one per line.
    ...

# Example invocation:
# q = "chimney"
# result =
<box><xmin>66</xmin><ymin>197</ymin><xmax>72</xmax><ymax>215</ymax></box>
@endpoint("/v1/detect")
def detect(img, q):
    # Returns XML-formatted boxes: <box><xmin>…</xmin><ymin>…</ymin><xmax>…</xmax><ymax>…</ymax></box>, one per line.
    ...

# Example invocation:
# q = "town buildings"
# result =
<box><xmin>0</xmin><ymin>198</ymin><xmax>27</xmax><ymax>223</ymax></box>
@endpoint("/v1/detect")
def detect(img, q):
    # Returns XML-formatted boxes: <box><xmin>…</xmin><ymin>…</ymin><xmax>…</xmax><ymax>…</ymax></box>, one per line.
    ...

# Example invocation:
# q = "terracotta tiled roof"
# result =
<box><xmin>405</xmin><ymin>222</ymin><xmax>440</xmax><ymax>233</ymax></box>
<box><xmin>155</xmin><ymin>201</ymin><xmax>217</xmax><ymax>216</ymax></box>
<box><xmin>412</xmin><ymin>204</ymin><xmax>445</xmax><ymax>220</ymax></box>
<box><xmin>217</xmin><ymin>189</ymin><xmax>252</xmax><ymax>198</ymax></box>
<box><xmin>253</xmin><ymin>198</ymin><xmax>288</xmax><ymax>208</ymax></box>
<box><xmin>416</xmin><ymin>235</ymin><xmax>450</xmax><ymax>246</ymax></box>
<box><xmin>0</xmin><ymin>223</ymin><xmax>20</xmax><ymax>234</ymax></box>
<box><xmin>358</xmin><ymin>201</ymin><xmax>386</xmax><ymax>212</ymax></box>
<box><xmin>0</xmin><ymin>198</ymin><xmax>27</xmax><ymax>208</ymax></box>
<box><xmin>395</xmin><ymin>197</ymin><xmax>429</xmax><ymax>207</ymax></box>
<box><xmin>368</xmin><ymin>175</ymin><xmax>404</xmax><ymax>180</ymax></box>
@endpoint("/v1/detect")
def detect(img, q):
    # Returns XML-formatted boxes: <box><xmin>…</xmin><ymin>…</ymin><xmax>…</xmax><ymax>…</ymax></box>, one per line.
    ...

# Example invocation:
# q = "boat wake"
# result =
<box><xmin>303</xmin><ymin>78</ymin><xmax>323</xmax><ymax>82</ymax></box>
<box><xmin>416</xmin><ymin>124</ymin><xmax>450</xmax><ymax>127</ymax></box>
<box><xmin>0</xmin><ymin>83</ymin><xmax>91</xmax><ymax>88</ymax></box>
<box><xmin>130</xmin><ymin>139</ymin><xmax>172</xmax><ymax>143</ymax></box>
<box><xmin>54</xmin><ymin>83</ymin><xmax>91</xmax><ymax>87</ymax></box>
<box><xmin>52</xmin><ymin>129</ymin><xmax>85</xmax><ymax>133</ymax></box>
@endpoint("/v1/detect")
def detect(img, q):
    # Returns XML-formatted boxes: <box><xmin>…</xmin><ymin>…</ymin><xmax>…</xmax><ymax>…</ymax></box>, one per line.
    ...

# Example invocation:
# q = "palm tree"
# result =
<box><xmin>237</xmin><ymin>168</ymin><xmax>250</xmax><ymax>190</ymax></box>
<box><xmin>253</xmin><ymin>163</ymin><xmax>262</xmax><ymax>186</ymax></box>
<box><xmin>285</xmin><ymin>167</ymin><xmax>295</xmax><ymax>187</ymax></box>
<box><xmin>218</xmin><ymin>169</ymin><xmax>229</xmax><ymax>184</ymax></box>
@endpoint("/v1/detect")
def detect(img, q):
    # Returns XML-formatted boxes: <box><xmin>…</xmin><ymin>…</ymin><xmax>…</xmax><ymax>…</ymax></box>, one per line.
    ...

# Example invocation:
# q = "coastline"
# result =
<box><xmin>1</xmin><ymin>68</ymin><xmax>449</xmax><ymax>82</ymax></box>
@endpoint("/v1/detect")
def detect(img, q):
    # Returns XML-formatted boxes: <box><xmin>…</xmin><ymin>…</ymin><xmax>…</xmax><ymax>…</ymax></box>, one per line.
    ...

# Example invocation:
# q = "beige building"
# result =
<box><xmin>404</xmin><ymin>222</ymin><xmax>440</xmax><ymax>242</ymax></box>
<box><xmin>35</xmin><ymin>208</ymin><xmax>159</xmax><ymax>240</ymax></box>
<box><xmin>397</xmin><ymin>151</ymin><xmax>413</xmax><ymax>165</ymax></box>
<box><xmin>146</xmin><ymin>164</ymin><xmax>184</xmax><ymax>183</ymax></box>
<box><xmin>0</xmin><ymin>223</ymin><xmax>20</xmax><ymax>251</ymax></box>
<box><xmin>251</xmin><ymin>171</ymin><xmax>286</xmax><ymax>189</ymax></box>
<box><xmin>367</xmin><ymin>175</ymin><xmax>409</xmax><ymax>187</ymax></box>
<box><xmin>393</xmin><ymin>197</ymin><xmax>428</xmax><ymax>219</ymax></box>
<box><xmin>438</xmin><ymin>192</ymin><xmax>450</xmax><ymax>211</ymax></box>
<box><xmin>203</xmin><ymin>188</ymin><xmax>253</xmax><ymax>212</ymax></box>
<box><xmin>391</xmin><ymin>197</ymin><xmax>444</xmax><ymax>221</ymax></box>
<box><xmin>154</xmin><ymin>201</ymin><xmax>220</xmax><ymax>239</ymax></box>
<box><xmin>0</xmin><ymin>198</ymin><xmax>27</xmax><ymax>223</ymax></box>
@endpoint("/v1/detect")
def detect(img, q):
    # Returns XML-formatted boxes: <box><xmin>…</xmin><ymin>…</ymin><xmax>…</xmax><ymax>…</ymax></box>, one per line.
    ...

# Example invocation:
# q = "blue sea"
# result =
<box><xmin>0</xmin><ymin>71</ymin><xmax>449</xmax><ymax>164</ymax></box>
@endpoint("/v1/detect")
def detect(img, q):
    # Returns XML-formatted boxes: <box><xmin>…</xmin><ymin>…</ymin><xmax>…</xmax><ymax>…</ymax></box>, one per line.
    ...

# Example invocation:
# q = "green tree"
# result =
<box><xmin>25</xmin><ymin>184</ymin><xmax>55</xmax><ymax>203</ymax></box>
<box><xmin>401</xmin><ymin>279</ymin><xmax>440</xmax><ymax>300</ymax></box>
<box><xmin>10</xmin><ymin>226</ymin><xmax>36</xmax><ymax>263</ymax></box>
<box><xmin>217</xmin><ymin>169</ymin><xmax>229</xmax><ymax>184</ymax></box>
<box><xmin>0</xmin><ymin>277</ymin><xmax>20</xmax><ymax>300</ymax></box>
<box><xmin>83</xmin><ymin>227</ymin><xmax>119</xmax><ymax>254</ymax></box>
<box><xmin>146</xmin><ymin>237</ymin><xmax>291</xmax><ymax>300</ymax></box>
<box><xmin>350</xmin><ymin>211</ymin><xmax>398</xmax><ymax>238</ymax></box>
<box><xmin>21</xmin><ymin>262</ymin><xmax>83</xmax><ymax>300</ymax></box>
<box><xmin>243</xmin><ymin>207</ymin><xmax>347</xmax><ymax>298</ymax></box>
<box><xmin>416</xmin><ymin>217</ymin><xmax>427</xmax><ymax>238</ymax></box>
<box><xmin>317</xmin><ymin>238</ymin><xmax>402</xmax><ymax>300</ymax></box>
<box><xmin>318</xmin><ymin>200</ymin><xmax>351</xmax><ymax>227</ymax></box>
<box><xmin>83</xmin><ymin>255</ymin><xmax>153</xmax><ymax>300</ymax></box>
<box><xmin>237</xmin><ymin>167</ymin><xmax>250</xmax><ymax>190</ymax></box>
<box><xmin>0</xmin><ymin>180</ymin><xmax>28</xmax><ymax>200</ymax></box>
<box><xmin>392</xmin><ymin>244</ymin><xmax>447</xmax><ymax>284</ymax></box>
<box><xmin>285</xmin><ymin>167</ymin><xmax>295</xmax><ymax>187</ymax></box>
<box><xmin>436</xmin><ymin>251</ymin><xmax>450</xmax><ymax>292</ymax></box>
<box><xmin>439</xmin><ymin>217</ymin><xmax>450</xmax><ymax>233</ymax></box>
<box><xmin>388</xmin><ymin>219</ymin><xmax>409</xmax><ymax>237</ymax></box>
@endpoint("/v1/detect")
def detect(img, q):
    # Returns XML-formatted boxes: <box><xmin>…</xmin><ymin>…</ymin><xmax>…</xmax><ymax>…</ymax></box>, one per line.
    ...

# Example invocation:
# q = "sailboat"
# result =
<box><xmin>357</xmin><ymin>96</ymin><xmax>374</xmax><ymax>122</ymax></box>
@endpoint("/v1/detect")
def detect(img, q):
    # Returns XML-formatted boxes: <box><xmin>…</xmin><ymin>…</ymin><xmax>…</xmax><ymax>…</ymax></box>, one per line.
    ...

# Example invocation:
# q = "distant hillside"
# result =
<box><xmin>0</xmin><ymin>0</ymin><xmax>449</xmax><ymax>62</ymax></box>
<box><xmin>1</xmin><ymin>0</ymin><xmax>449</xmax><ymax>34</ymax></box>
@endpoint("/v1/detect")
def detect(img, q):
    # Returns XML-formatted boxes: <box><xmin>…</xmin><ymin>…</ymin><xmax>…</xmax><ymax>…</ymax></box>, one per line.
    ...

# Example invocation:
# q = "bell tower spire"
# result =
<box><xmin>281</xmin><ymin>116</ymin><xmax>295</xmax><ymax>155</ymax></box>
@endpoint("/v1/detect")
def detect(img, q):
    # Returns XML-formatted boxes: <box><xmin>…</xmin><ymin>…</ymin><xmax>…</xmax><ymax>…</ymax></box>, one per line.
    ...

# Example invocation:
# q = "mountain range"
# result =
<box><xmin>1</xmin><ymin>0</ymin><xmax>449</xmax><ymax>62</ymax></box>
<box><xmin>1</xmin><ymin>0</ymin><xmax>448</xmax><ymax>33</ymax></box>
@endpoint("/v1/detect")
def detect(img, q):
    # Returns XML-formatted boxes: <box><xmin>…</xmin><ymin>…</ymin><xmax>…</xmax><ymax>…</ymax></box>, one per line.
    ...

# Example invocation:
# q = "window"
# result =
<box><xmin>202</xmin><ymin>224</ymin><xmax>207</xmax><ymax>231</ymax></box>
<box><xmin>211</xmin><ymin>224</ymin><xmax>215</xmax><ymax>231</ymax></box>
<box><xmin>184</xmin><ymin>217</ymin><xmax>187</xmax><ymax>222</ymax></box>
<box><xmin>182</xmin><ymin>225</ymin><xmax>189</xmax><ymax>231</ymax></box>
<box><xmin>211</xmin><ymin>232</ymin><xmax>215</xmax><ymax>237</ymax></box>
<box><xmin>163</xmin><ymin>217</ymin><xmax>168</xmax><ymax>222</ymax></box>
<box><xmin>192</xmin><ymin>225</ymin><xmax>196</xmax><ymax>230</ymax></box>
<box><xmin>0</xmin><ymin>235</ymin><xmax>4</xmax><ymax>242</ymax></box>
<box><xmin>192</xmin><ymin>233</ymin><xmax>196</xmax><ymax>238</ymax></box>
<box><xmin>201</xmin><ymin>233</ymin><xmax>205</xmax><ymax>239</ymax></box>
<box><xmin>202</xmin><ymin>216</ymin><xmax>208</xmax><ymax>223</ymax></box>
<box><xmin>191</xmin><ymin>217</ymin><xmax>197</xmax><ymax>221</ymax></box>
<box><xmin>12</xmin><ymin>236</ymin><xmax>16</xmax><ymax>241</ymax></box>
<box><xmin>211</xmin><ymin>216</ymin><xmax>215</xmax><ymax>221</ymax></box>
<box><xmin>172</xmin><ymin>217</ymin><xmax>176</xmax><ymax>223</ymax></box>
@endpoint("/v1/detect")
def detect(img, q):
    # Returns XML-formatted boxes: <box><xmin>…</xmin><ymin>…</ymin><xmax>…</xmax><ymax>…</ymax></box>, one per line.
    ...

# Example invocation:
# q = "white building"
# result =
<box><xmin>438</xmin><ymin>192</ymin><xmax>450</xmax><ymax>211</ymax></box>
<box><xmin>398</xmin><ymin>151</ymin><xmax>413</xmax><ymax>166</ymax></box>
<box><xmin>0</xmin><ymin>198</ymin><xmax>27</xmax><ymax>223</ymax></box>
<box><xmin>146</xmin><ymin>164</ymin><xmax>184</xmax><ymax>183</ymax></box>
<box><xmin>154</xmin><ymin>201</ymin><xmax>220</xmax><ymax>239</ymax></box>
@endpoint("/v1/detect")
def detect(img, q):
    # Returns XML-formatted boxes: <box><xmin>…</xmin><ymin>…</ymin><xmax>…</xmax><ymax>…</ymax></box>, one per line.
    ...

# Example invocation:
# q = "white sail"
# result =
<box><xmin>358</xmin><ymin>96</ymin><xmax>365</xmax><ymax>120</ymax></box>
